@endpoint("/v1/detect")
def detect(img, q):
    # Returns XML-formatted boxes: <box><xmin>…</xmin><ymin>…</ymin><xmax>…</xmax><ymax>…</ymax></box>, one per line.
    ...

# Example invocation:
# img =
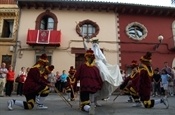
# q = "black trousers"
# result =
<box><xmin>5</xmin><ymin>80</ymin><xmax>14</xmax><ymax>96</ymax></box>
<box><xmin>17</xmin><ymin>82</ymin><xmax>24</xmax><ymax>96</ymax></box>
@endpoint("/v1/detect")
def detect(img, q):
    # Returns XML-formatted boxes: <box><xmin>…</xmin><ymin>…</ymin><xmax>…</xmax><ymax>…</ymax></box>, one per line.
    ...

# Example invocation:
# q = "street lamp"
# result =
<box><xmin>153</xmin><ymin>35</ymin><xmax>164</xmax><ymax>50</ymax></box>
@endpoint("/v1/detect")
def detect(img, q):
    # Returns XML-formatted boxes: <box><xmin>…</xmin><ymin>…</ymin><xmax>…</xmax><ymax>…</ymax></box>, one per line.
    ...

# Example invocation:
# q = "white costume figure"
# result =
<box><xmin>83</xmin><ymin>39</ymin><xmax>123</xmax><ymax>100</ymax></box>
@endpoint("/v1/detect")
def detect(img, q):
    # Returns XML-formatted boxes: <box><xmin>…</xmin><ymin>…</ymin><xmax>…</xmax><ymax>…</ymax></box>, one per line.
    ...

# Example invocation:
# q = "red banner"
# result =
<box><xmin>36</xmin><ymin>30</ymin><xmax>50</xmax><ymax>44</ymax></box>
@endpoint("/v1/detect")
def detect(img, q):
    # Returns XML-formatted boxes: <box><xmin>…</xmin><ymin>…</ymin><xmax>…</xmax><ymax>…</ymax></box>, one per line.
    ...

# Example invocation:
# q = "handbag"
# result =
<box><xmin>15</xmin><ymin>76</ymin><xmax>20</xmax><ymax>83</ymax></box>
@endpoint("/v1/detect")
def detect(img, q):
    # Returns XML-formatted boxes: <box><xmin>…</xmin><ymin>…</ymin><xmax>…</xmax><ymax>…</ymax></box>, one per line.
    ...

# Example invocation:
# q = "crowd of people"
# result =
<box><xmin>121</xmin><ymin>61</ymin><xmax>175</xmax><ymax>99</ymax></box>
<box><xmin>152</xmin><ymin>62</ymin><xmax>175</xmax><ymax>98</ymax></box>
<box><xmin>119</xmin><ymin>59</ymin><xmax>175</xmax><ymax>109</ymax></box>
<box><xmin>0</xmin><ymin>39</ymin><xmax>175</xmax><ymax>114</ymax></box>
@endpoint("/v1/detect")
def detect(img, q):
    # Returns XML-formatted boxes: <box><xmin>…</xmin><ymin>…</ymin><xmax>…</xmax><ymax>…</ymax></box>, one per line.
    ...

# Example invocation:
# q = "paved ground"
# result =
<box><xmin>0</xmin><ymin>93</ymin><xmax>175</xmax><ymax>115</ymax></box>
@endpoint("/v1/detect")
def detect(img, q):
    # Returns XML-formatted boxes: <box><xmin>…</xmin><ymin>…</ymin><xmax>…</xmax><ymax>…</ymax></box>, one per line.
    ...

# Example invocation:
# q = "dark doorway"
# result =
<box><xmin>75</xmin><ymin>54</ymin><xmax>84</xmax><ymax>69</ymax></box>
<box><xmin>1</xmin><ymin>55</ymin><xmax>12</xmax><ymax>68</ymax></box>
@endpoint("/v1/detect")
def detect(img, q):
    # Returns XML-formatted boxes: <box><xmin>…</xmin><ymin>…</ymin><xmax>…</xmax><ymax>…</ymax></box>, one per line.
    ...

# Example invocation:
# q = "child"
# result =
<box><xmin>161</xmin><ymin>69</ymin><xmax>171</xmax><ymax>98</ymax></box>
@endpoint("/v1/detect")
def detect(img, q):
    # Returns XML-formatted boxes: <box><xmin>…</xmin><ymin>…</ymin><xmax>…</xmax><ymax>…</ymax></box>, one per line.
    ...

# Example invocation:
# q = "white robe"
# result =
<box><xmin>91</xmin><ymin>43</ymin><xmax>123</xmax><ymax>99</ymax></box>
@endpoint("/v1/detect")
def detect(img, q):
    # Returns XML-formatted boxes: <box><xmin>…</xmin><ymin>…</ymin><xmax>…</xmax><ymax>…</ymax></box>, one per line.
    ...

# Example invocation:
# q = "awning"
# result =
<box><xmin>27</xmin><ymin>30</ymin><xmax>61</xmax><ymax>46</ymax></box>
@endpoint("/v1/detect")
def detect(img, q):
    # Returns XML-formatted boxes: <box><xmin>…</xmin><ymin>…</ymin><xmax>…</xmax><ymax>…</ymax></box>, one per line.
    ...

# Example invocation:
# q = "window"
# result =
<box><xmin>126</xmin><ymin>22</ymin><xmax>147</xmax><ymax>41</ymax></box>
<box><xmin>76</xmin><ymin>19</ymin><xmax>99</xmax><ymax>40</ymax></box>
<box><xmin>1</xmin><ymin>55</ymin><xmax>12</xmax><ymax>68</ymax></box>
<box><xmin>35</xmin><ymin>10</ymin><xmax>58</xmax><ymax>30</ymax></box>
<box><xmin>81</xmin><ymin>24</ymin><xmax>95</xmax><ymax>37</ymax></box>
<box><xmin>1</xmin><ymin>19</ymin><xmax>14</xmax><ymax>38</ymax></box>
<box><xmin>40</xmin><ymin>16</ymin><xmax>54</xmax><ymax>30</ymax></box>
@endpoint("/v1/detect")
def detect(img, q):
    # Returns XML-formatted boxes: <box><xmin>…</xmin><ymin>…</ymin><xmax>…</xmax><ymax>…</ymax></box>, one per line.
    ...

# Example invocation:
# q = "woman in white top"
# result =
<box><xmin>17</xmin><ymin>67</ymin><xmax>27</xmax><ymax>96</ymax></box>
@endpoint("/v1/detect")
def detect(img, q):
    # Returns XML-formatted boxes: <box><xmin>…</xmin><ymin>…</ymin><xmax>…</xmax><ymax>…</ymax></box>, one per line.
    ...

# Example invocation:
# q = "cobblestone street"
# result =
<box><xmin>0</xmin><ymin>93</ymin><xmax>175</xmax><ymax>115</ymax></box>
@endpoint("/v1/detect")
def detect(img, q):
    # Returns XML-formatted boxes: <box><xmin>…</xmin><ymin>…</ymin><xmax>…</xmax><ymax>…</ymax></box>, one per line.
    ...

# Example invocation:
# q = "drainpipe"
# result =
<box><xmin>13</xmin><ymin>8</ymin><xmax>21</xmax><ymax>71</ymax></box>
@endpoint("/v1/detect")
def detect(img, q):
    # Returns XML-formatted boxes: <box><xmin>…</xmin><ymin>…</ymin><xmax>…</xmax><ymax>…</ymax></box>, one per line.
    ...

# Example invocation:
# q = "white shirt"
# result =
<box><xmin>0</xmin><ymin>67</ymin><xmax>8</xmax><ymax>78</ymax></box>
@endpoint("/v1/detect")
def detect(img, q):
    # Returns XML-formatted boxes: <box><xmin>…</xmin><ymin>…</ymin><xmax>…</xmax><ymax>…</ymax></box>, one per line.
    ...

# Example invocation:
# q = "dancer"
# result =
<box><xmin>83</xmin><ymin>38</ymin><xmax>123</xmax><ymax>101</ymax></box>
<box><xmin>75</xmin><ymin>48</ymin><xmax>103</xmax><ymax>115</ymax></box>
<box><xmin>66</xmin><ymin>66</ymin><xmax>77</xmax><ymax>101</ymax></box>
<box><xmin>7</xmin><ymin>54</ymin><xmax>54</xmax><ymax>110</ymax></box>
<box><xmin>137</xmin><ymin>52</ymin><xmax>169</xmax><ymax>109</ymax></box>
<box><xmin>119</xmin><ymin>60</ymin><xmax>141</xmax><ymax>107</ymax></box>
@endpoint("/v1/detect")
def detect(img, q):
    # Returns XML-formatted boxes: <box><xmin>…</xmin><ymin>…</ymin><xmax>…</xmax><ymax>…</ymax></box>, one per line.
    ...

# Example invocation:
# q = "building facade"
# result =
<box><xmin>1</xmin><ymin>0</ymin><xmax>175</xmax><ymax>75</ymax></box>
<box><xmin>15</xmin><ymin>0</ymin><xmax>121</xmax><ymax>74</ymax></box>
<box><xmin>0</xmin><ymin>0</ymin><xmax>19</xmax><ymax>69</ymax></box>
<box><xmin>117</xmin><ymin>3</ymin><xmax>175</xmax><ymax>73</ymax></box>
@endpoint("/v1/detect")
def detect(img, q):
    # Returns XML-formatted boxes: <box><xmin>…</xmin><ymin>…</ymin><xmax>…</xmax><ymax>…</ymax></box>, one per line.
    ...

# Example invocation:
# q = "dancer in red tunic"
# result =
<box><xmin>75</xmin><ymin>48</ymin><xmax>103</xmax><ymax>115</ymax></box>
<box><xmin>66</xmin><ymin>66</ymin><xmax>77</xmax><ymax>101</ymax></box>
<box><xmin>119</xmin><ymin>60</ymin><xmax>141</xmax><ymax>107</ymax></box>
<box><xmin>137</xmin><ymin>52</ymin><xmax>169</xmax><ymax>109</ymax></box>
<box><xmin>7</xmin><ymin>54</ymin><xmax>54</xmax><ymax>110</ymax></box>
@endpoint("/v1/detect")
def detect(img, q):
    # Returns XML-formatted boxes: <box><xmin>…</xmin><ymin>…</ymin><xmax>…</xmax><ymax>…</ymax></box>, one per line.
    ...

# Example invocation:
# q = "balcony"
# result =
<box><xmin>0</xmin><ymin>0</ymin><xmax>16</xmax><ymax>4</ymax></box>
<box><xmin>27</xmin><ymin>30</ymin><xmax>61</xmax><ymax>47</ymax></box>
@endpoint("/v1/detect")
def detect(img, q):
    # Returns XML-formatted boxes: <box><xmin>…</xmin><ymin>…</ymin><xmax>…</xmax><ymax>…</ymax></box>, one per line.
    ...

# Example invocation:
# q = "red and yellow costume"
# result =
<box><xmin>7</xmin><ymin>54</ymin><xmax>56</xmax><ymax>111</ymax></box>
<box><xmin>75</xmin><ymin>48</ymin><xmax>103</xmax><ymax>112</ymax></box>
<box><xmin>66</xmin><ymin>66</ymin><xmax>76</xmax><ymax>101</ymax></box>
<box><xmin>120</xmin><ymin>60</ymin><xmax>140</xmax><ymax>103</ymax></box>
<box><xmin>120</xmin><ymin>53</ymin><xmax>169</xmax><ymax>109</ymax></box>
<box><xmin>137</xmin><ymin>52</ymin><xmax>154</xmax><ymax>108</ymax></box>
<box><xmin>22</xmin><ymin>54</ymin><xmax>53</xmax><ymax>109</ymax></box>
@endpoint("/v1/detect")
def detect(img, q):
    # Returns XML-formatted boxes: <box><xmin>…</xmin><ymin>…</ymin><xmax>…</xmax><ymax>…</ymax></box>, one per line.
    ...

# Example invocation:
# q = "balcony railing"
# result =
<box><xmin>0</xmin><ymin>0</ymin><xmax>16</xmax><ymax>4</ymax></box>
<box><xmin>27</xmin><ymin>30</ymin><xmax>61</xmax><ymax>47</ymax></box>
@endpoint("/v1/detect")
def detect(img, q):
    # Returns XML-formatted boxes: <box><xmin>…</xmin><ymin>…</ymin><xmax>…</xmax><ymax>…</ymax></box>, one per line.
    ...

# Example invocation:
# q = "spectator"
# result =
<box><xmin>161</xmin><ymin>62</ymin><xmax>174</xmax><ymax>96</ymax></box>
<box><xmin>26</xmin><ymin>67</ymin><xmax>30</xmax><ymax>74</ymax></box>
<box><xmin>55</xmin><ymin>71</ymin><xmax>61</xmax><ymax>92</ymax></box>
<box><xmin>60</xmin><ymin>70</ymin><xmax>68</xmax><ymax>94</ymax></box>
<box><xmin>0</xmin><ymin>62</ymin><xmax>8</xmax><ymax>97</ymax></box>
<box><xmin>16</xmin><ymin>67</ymin><xmax>27</xmax><ymax>96</ymax></box>
<box><xmin>161</xmin><ymin>62</ymin><xmax>174</xmax><ymax>77</ymax></box>
<box><xmin>121</xmin><ymin>69</ymin><xmax>126</xmax><ymax>80</ymax></box>
<box><xmin>161</xmin><ymin>69</ymin><xmax>171</xmax><ymax>98</ymax></box>
<box><xmin>47</xmin><ymin>71</ymin><xmax>56</xmax><ymax>93</ymax></box>
<box><xmin>5</xmin><ymin>65</ymin><xmax>15</xmax><ymax>96</ymax></box>
<box><xmin>152</xmin><ymin>68</ymin><xmax>161</xmax><ymax>97</ymax></box>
